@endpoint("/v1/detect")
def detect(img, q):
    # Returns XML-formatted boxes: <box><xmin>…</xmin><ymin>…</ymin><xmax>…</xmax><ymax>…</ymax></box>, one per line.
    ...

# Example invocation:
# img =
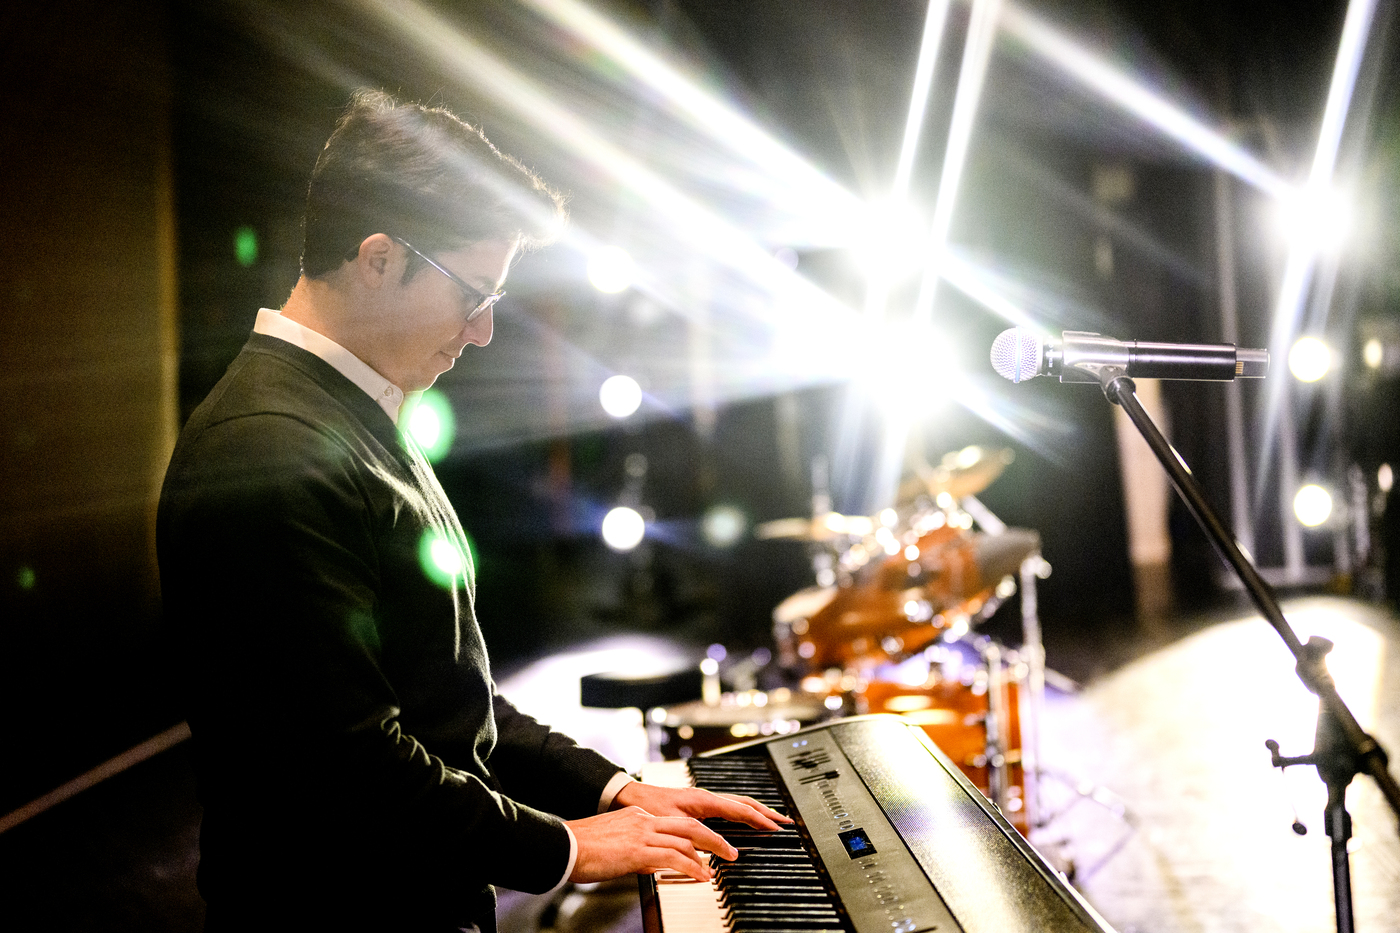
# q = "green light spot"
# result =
<box><xmin>17</xmin><ymin>565</ymin><xmax>35</xmax><ymax>590</ymax></box>
<box><xmin>417</xmin><ymin>529</ymin><xmax>474</xmax><ymax>590</ymax></box>
<box><xmin>234</xmin><ymin>226</ymin><xmax>259</xmax><ymax>267</ymax></box>
<box><xmin>431</xmin><ymin>538</ymin><xmax>463</xmax><ymax>576</ymax></box>
<box><xmin>404</xmin><ymin>389</ymin><xmax>455</xmax><ymax>462</ymax></box>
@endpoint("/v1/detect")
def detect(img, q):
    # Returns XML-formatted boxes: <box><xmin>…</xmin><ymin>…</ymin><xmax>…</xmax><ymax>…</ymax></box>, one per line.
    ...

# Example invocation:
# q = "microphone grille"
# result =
<box><xmin>990</xmin><ymin>327</ymin><xmax>1041</xmax><ymax>382</ymax></box>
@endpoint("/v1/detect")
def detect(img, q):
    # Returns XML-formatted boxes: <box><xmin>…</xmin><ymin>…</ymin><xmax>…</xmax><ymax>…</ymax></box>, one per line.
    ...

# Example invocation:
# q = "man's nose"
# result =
<box><xmin>461</xmin><ymin>307</ymin><xmax>493</xmax><ymax>347</ymax></box>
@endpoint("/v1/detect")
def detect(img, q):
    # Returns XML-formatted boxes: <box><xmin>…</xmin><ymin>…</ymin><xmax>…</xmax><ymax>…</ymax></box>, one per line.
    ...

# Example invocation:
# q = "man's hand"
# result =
<box><xmin>611</xmin><ymin>781</ymin><xmax>791</xmax><ymax>831</ymax></box>
<box><xmin>565</xmin><ymin>781</ymin><xmax>793</xmax><ymax>884</ymax></box>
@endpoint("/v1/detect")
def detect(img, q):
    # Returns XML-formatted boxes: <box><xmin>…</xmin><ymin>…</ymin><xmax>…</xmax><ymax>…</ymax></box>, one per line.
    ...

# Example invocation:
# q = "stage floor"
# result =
<box><xmin>2</xmin><ymin>596</ymin><xmax>1396</xmax><ymax>933</ymax></box>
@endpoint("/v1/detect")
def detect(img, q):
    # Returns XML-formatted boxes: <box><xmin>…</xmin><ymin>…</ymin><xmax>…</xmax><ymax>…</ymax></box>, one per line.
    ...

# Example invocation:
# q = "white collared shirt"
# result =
<box><xmin>253</xmin><ymin>308</ymin><xmax>418</xmax><ymax>425</ymax></box>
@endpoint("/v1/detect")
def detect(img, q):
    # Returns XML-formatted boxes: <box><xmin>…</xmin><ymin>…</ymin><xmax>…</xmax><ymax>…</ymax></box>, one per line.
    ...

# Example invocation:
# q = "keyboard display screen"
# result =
<box><xmin>838</xmin><ymin>827</ymin><xmax>877</xmax><ymax>859</ymax></box>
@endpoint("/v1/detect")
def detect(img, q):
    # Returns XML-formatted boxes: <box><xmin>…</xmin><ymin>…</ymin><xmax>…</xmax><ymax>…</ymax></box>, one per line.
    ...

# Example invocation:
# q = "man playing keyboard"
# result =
<box><xmin>158</xmin><ymin>89</ymin><xmax>786</xmax><ymax>933</ymax></box>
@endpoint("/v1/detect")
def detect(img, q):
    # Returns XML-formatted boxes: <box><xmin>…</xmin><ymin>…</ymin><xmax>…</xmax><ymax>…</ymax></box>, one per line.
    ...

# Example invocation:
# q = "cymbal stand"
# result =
<box><xmin>1098</xmin><ymin>370</ymin><xmax>1400</xmax><ymax>933</ymax></box>
<box><xmin>961</xmin><ymin>492</ymin><xmax>1049</xmax><ymax>831</ymax></box>
<box><xmin>1018</xmin><ymin>552</ymin><xmax>1045</xmax><ymax>832</ymax></box>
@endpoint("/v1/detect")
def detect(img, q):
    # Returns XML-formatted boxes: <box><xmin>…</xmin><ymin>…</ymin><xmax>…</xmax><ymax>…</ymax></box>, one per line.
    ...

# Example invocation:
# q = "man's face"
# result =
<box><xmin>376</xmin><ymin>238</ymin><xmax>517</xmax><ymax>392</ymax></box>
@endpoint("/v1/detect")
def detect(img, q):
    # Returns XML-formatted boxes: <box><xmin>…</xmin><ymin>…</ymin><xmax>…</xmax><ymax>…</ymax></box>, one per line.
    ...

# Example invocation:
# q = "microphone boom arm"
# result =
<box><xmin>1096</xmin><ymin>368</ymin><xmax>1400</xmax><ymax>933</ymax></box>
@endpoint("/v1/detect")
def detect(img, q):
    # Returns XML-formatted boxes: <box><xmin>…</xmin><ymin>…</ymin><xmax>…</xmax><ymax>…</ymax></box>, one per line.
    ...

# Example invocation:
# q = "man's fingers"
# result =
<box><xmin>646</xmin><ymin>845</ymin><xmax>711</xmax><ymax>882</ymax></box>
<box><xmin>708</xmin><ymin>793</ymin><xmax>789</xmax><ymax>830</ymax></box>
<box><xmin>651</xmin><ymin>815</ymin><xmax>739</xmax><ymax>861</ymax></box>
<box><xmin>730</xmin><ymin>793</ymin><xmax>793</xmax><ymax>822</ymax></box>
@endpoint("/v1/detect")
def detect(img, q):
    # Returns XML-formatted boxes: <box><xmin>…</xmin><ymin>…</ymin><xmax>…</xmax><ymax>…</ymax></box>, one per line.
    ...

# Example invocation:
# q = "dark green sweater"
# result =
<box><xmin>158</xmin><ymin>334</ymin><xmax>621</xmax><ymax>931</ymax></box>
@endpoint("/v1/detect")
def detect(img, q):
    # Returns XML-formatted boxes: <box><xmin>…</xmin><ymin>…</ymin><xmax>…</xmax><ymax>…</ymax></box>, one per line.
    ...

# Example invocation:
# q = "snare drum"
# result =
<box><xmin>654</xmin><ymin>689</ymin><xmax>830</xmax><ymax>760</ymax></box>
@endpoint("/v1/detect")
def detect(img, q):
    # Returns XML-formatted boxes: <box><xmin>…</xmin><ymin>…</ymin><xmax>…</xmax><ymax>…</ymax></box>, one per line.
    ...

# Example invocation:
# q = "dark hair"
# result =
<box><xmin>301</xmin><ymin>89</ymin><xmax>566</xmax><ymax>279</ymax></box>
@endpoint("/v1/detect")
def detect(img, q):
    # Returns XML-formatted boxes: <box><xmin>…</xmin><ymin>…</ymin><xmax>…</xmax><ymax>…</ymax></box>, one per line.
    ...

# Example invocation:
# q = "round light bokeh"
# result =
<box><xmin>1293</xmin><ymin>484</ymin><xmax>1333</xmax><ymax>527</ymax></box>
<box><xmin>702</xmin><ymin>504</ymin><xmax>747</xmax><ymax>548</ymax></box>
<box><xmin>600</xmin><ymin>375</ymin><xmax>643</xmax><ymax>418</ymax></box>
<box><xmin>1364</xmin><ymin>338</ymin><xmax>1384</xmax><ymax>370</ymax></box>
<box><xmin>1288</xmin><ymin>336</ymin><xmax>1331</xmax><ymax>383</ymax></box>
<box><xmin>601</xmin><ymin>505</ymin><xmax>646</xmax><ymax>551</ymax></box>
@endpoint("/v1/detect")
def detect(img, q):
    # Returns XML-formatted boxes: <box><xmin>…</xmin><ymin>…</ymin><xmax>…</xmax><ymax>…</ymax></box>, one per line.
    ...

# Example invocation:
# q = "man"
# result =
<box><xmin>158</xmin><ymin>90</ymin><xmax>785</xmax><ymax>932</ymax></box>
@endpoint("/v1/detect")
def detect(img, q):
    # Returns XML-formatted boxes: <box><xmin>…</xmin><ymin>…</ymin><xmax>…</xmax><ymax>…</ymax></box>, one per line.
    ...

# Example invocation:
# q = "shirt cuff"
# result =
<box><xmin>550</xmin><ymin>823</ymin><xmax>579</xmax><ymax>893</ymax></box>
<box><xmin>598</xmin><ymin>771</ymin><xmax>635</xmax><ymax>813</ymax></box>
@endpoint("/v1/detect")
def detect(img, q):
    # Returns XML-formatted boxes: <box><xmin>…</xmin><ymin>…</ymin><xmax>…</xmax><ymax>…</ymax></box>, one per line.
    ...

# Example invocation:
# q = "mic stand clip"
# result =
<box><xmin>1094</xmin><ymin>371</ymin><xmax>1400</xmax><ymax>933</ymax></box>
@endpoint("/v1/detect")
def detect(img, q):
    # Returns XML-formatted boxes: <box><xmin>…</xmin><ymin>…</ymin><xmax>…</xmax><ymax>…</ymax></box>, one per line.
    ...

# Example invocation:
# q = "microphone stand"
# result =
<box><xmin>1090</xmin><ymin>369</ymin><xmax>1400</xmax><ymax>933</ymax></box>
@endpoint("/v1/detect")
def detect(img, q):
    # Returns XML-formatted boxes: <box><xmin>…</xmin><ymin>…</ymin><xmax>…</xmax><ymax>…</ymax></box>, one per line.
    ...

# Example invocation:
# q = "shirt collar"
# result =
<box><xmin>253</xmin><ymin>308</ymin><xmax>419</xmax><ymax>425</ymax></box>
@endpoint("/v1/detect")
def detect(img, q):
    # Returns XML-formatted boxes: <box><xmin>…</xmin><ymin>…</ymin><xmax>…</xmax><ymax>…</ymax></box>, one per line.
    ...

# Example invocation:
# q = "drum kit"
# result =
<box><xmin>656</xmin><ymin>445</ymin><xmax>1050</xmax><ymax>833</ymax></box>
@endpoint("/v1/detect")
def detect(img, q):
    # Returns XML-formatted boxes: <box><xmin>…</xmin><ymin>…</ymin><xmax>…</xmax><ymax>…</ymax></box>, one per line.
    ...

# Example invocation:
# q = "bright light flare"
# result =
<box><xmin>1263</xmin><ymin>0</ymin><xmax>1378</xmax><ymax>475</ymax></box>
<box><xmin>1379</xmin><ymin>463</ymin><xmax>1393</xmax><ymax>493</ymax></box>
<box><xmin>1274</xmin><ymin>189</ymin><xmax>1353</xmax><ymax>254</ymax></box>
<box><xmin>1293</xmin><ymin>484</ymin><xmax>1333</xmax><ymax>527</ymax></box>
<box><xmin>893</xmin><ymin>0</ymin><xmax>953</xmax><ymax>197</ymax></box>
<box><xmin>602</xmin><ymin>506</ymin><xmax>646</xmax><ymax>551</ymax></box>
<box><xmin>404</xmin><ymin>390</ymin><xmax>456</xmax><ymax>462</ymax></box>
<box><xmin>418</xmin><ymin>529</ymin><xmax>473</xmax><ymax>589</ymax></box>
<box><xmin>1000</xmin><ymin>2</ymin><xmax>1290</xmax><ymax>198</ymax></box>
<box><xmin>855</xmin><ymin>321</ymin><xmax>964</xmax><ymax>423</ymax></box>
<box><xmin>914</xmin><ymin>0</ymin><xmax>1003</xmax><ymax>322</ymax></box>
<box><xmin>1288</xmin><ymin>337</ymin><xmax>1332</xmax><ymax>382</ymax></box>
<box><xmin>589</xmin><ymin>246</ymin><xmax>635</xmax><ymax>293</ymax></box>
<box><xmin>354</xmin><ymin>0</ymin><xmax>855</xmax><ymax>338</ymax></box>
<box><xmin>853</xmin><ymin>200</ymin><xmax>930</xmax><ymax>286</ymax></box>
<box><xmin>516</xmin><ymin>0</ymin><xmax>863</xmax><ymax>240</ymax></box>
<box><xmin>599</xmin><ymin>374</ymin><xmax>643</xmax><ymax>418</ymax></box>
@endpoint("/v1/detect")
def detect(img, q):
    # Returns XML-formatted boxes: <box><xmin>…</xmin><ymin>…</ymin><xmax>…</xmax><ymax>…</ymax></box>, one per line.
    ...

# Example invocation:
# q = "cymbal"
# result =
<box><xmin>898</xmin><ymin>445</ymin><xmax>1014</xmax><ymax>504</ymax></box>
<box><xmin>754</xmin><ymin>511</ymin><xmax>876</xmax><ymax>542</ymax></box>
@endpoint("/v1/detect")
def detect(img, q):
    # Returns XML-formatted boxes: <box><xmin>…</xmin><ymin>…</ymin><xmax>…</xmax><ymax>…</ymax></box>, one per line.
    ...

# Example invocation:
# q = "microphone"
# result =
<box><xmin>990</xmin><ymin>328</ymin><xmax>1269</xmax><ymax>384</ymax></box>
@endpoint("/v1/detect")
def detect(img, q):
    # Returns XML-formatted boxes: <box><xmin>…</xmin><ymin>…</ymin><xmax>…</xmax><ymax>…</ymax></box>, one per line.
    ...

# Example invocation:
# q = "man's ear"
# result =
<box><xmin>351</xmin><ymin>233</ymin><xmax>396</xmax><ymax>289</ymax></box>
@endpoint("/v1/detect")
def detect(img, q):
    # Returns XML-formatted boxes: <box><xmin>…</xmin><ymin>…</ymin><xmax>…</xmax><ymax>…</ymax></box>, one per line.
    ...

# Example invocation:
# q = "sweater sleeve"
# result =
<box><xmin>487</xmin><ymin>692</ymin><xmax>627</xmax><ymax>820</ymax></box>
<box><xmin>160</xmin><ymin>409</ymin><xmax>571</xmax><ymax>900</ymax></box>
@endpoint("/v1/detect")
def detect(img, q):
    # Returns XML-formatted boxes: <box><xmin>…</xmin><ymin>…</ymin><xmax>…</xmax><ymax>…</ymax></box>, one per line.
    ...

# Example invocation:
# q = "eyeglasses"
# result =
<box><xmin>391</xmin><ymin>236</ymin><xmax>505</xmax><ymax>322</ymax></box>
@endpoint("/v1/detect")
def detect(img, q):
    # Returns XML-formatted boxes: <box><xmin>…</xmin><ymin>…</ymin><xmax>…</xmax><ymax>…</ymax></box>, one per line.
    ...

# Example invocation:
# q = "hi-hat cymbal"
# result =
<box><xmin>898</xmin><ymin>445</ymin><xmax>1014</xmax><ymax>504</ymax></box>
<box><xmin>754</xmin><ymin>511</ymin><xmax>876</xmax><ymax>542</ymax></box>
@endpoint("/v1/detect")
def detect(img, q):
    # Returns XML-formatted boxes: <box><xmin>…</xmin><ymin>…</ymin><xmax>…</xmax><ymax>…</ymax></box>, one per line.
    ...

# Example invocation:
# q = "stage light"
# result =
<box><xmin>1364</xmin><ymin>338</ymin><xmax>1384</xmax><ymax>369</ymax></box>
<box><xmin>1274</xmin><ymin>188</ymin><xmax>1353</xmax><ymax>254</ymax></box>
<box><xmin>405</xmin><ymin>389</ymin><xmax>455</xmax><ymax>461</ymax></box>
<box><xmin>599</xmin><ymin>374</ymin><xmax>643</xmax><ymax>418</ymax></box>
<box><xmin>702</xmin><ymin>504</ymin><xmax>747</xmax><ymax>548</ymax></box>
<box><xmin>588</xmin><ymin>246</ymin><xmax>634</xmax><ymax>293</ymax></box>
<box><xmin>857</xmin><ymin>320</ymin><xmax>962</xmax><ymax>420</ymax></box>
<box><xmin>602</xmin><ymin>505</ymin><xmax>646</xmax><ymax>551</ymax></box>
<box><xmin>852</xmin><ymin>199</ymin><xmax>929</xmax><ymax>286</ymax></box>
<box><xmin>1288</xmin><ymin>337</ymin><xmax>1332</xmax><ymax>382</ymax></box>
<box><xmin>1293</xmin><ymin>484</ymin><xmax>1333</xmax><ymax>527</ymax></box>
<box><xmin>1379</xmin><ymin>464</ymin><xmax>1393</xmax><ymax>493</ymax></box>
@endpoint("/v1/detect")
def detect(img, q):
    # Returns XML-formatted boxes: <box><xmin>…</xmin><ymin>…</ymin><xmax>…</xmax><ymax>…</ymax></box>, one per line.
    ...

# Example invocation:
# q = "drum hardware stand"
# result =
<box><xmin>1013</xmin><ymin>546</ymin><xmax>1139</xmax><ymax>882</ymax></box>
<box><xmin>961</xmin><ymin>496</ymin><xmax>1056</xmax><ymax>835</ymax></box>
<box><xmin>1097</xmin><ymin>369</ymin><xmax>1400</xmax><ymax>933</ymax></box>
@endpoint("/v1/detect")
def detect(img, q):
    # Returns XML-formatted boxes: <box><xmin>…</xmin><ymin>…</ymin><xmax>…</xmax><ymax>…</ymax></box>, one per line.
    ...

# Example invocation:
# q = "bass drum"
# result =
<box><xmin>859</xmin><ymin>647</ymin><xmax>1029</xmax><ymax>834</ymax></box>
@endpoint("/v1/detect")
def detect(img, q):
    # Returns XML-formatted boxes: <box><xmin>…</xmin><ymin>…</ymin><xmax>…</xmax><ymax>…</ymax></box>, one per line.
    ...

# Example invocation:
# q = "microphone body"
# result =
<box><xmin>991</xmin><ymin>329</ymin><xmax>1268</xmax><ymax>383</ymax></box>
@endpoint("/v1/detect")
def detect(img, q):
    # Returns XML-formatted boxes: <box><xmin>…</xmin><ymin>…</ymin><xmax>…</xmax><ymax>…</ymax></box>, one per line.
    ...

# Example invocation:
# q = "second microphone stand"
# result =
<box><xmin>1091</xmin><ymin>368</ymin><xmax>1400</xmax><ymax>933</ymax></box>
